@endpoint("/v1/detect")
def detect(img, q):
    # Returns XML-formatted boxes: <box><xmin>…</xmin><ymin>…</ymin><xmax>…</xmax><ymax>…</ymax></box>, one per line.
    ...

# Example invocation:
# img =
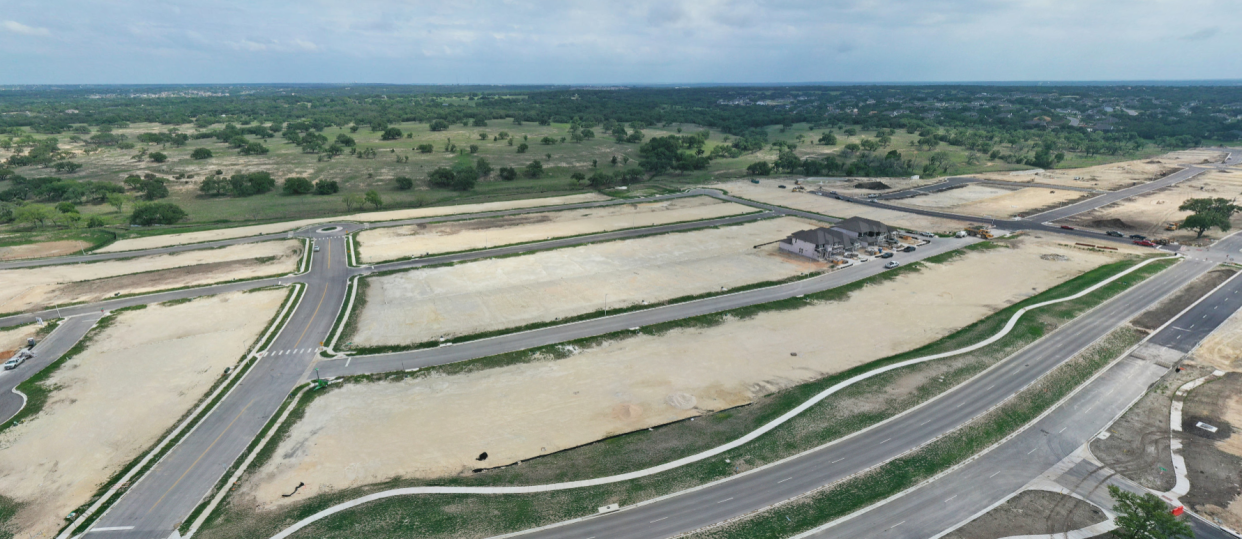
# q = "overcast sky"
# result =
<box><xmin>0</xmin><ymin>0</ymin><xmax>1236</xmax><ymax>85</ymax></box>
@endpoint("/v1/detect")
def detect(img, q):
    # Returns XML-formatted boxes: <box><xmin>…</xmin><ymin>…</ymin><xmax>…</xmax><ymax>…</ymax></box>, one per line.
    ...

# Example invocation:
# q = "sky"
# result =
<box><xmin>0</xmin><ymin>0</ymin><xmax>1237</xmax><ymax>85</ymax></box>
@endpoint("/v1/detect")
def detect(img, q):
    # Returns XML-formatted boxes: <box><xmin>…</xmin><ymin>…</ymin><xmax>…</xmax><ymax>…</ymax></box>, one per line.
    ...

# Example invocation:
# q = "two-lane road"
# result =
<box><xmin>0</xmin><ymin>314</ymin><xmax>102</xmax><ymax>424</ymax></box>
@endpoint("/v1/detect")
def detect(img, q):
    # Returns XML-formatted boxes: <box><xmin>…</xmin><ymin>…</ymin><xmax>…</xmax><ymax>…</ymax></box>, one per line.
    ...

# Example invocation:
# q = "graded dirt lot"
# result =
<box><xmin>0</xmin><ymin>289</ymin><xmax>285</xmax><ymax>539</ymax></box>
<box><xmin>897</xmin><ymin>185</ymin><xmax>1090</xmax><ymax>219</ymax></box>
<box><xmin>244</xmin><ymin>233</ymin><xmax>1134</xmax><ymax>507</ymax></box>
<box><xmin>709</xmin><ymin>180</ymin><xmax>968</xmax><ymax>232</ymax></box>
<box><xmin>943</xmin><ymin>489</ymin><xmax>1106</xmax><ymax>539</ymax></box>
<box><xmin>96</xmin><ymin>193</ymin><xmax>609</xmax><ymax>253</ymax></box>
<box><xmin>355</xmin><ymin>196</ymin><xmax>754</xmax><ymax>263</ymax></box>
<box><xmin>0</xmin><ymin>240</ymin><xmax>93</xmax><ymax>261</ymax></box>
<box><xmin>970</xmin><ymin>150</ymin><xmax>1223</xmax><ymax>191</ymax></box>
<box><xmin>1181</xmin><ymin>372</ymin><xmax>1242</xmax><ymax>532</ymax></box>
<box><xmin>0</xmin><ymin>239</ymin><xmax>300</xmax><ymax>314</ymax></box>
<box><xmin>350</xmin><ymin>217</ymin><xmax>828</xmax><ymax>347</ymax></box>
<box><xmin>795</xmin><ymin>176</ymin><xmax>942</xmax><ymax>198</ymax></box>
<box><xmin>1058</xmin><ymin>170</ymin><xmax>1242</xmax><ymax>242</ymax></box>
<box><xmin>0</xmin><ymin>324</ymin><xmax>38</xmax><ymax>360</ymax></box>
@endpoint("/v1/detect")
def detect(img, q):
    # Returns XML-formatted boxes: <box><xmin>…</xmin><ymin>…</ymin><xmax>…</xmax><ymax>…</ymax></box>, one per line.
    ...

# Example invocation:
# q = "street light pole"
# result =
<box><xmin>604</xmin><ymin>294</ymin><xmax>608</xmax><ymax>316</ymax></box>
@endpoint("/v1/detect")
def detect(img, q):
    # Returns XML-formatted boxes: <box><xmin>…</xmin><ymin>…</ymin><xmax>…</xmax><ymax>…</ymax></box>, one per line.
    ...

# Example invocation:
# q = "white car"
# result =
<box><xmin>884</xmin><ymin>261</ymin><xmax>900</xmax><ymax>269</ymax></box>
<box><xmin>3</xmin><ymin>355</ymin><xmax>26</xmax><ymax>370</ymax></box>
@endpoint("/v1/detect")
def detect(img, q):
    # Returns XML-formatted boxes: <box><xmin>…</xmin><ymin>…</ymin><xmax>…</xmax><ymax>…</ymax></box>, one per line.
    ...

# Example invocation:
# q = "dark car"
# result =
<box><xmin>1130</xmin><ymin>234</ymin><xmax>1147</xmax><ymax>240</ymax></box>
<box><xmin>902</xmin><ymin>246</ymin><xmax>916</xmax><ymax>253</ymax></box>
<box><xmin>778</xmin><ymin>185</ymin><xmax>787</xmax><ymax>189</ymax></box>
<box><xmin>1060</xmin><ymin>225</ymin><xmax>1075</xmax><ymax>230</ymax></box>
<box><xmin>879</xmin><ymin>252</ymin><xmax>894</xmax><ymax>259</ymax></box>
<box><xmin>1106</xmin><ymin>231</ymin><xmax>1123</xmax><ymax>237</ymax></box>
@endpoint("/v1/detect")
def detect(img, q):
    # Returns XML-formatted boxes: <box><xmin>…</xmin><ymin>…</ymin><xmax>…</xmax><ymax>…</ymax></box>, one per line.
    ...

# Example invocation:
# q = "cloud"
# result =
<box><xmin>1180</xmin><ymin>27</ymin><xmax>1219</xmax><ymax>41</ymax></box>
<box><xmin>2</xmin><ymin>20</ymin><xmax>49</xmax><ymax>36</ymax></box>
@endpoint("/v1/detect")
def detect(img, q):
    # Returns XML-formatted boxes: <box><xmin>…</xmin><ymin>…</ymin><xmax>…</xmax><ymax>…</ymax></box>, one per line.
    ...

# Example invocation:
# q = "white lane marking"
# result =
<box><xmin>990</xmin><ymin>471</ymin><xmax>1001</xmax><ymax>478</ymax></box>
<box><xmin>920</xmin><ymin>419</ymin><xmax>931</xmax><ymax>426</ymax></box>
<box><xmin>650</xmin><ymin>517</ymin><xmax>668</xmax><ymax>523</ymax></box>
<box><xmin>717</xmin><ymin>497</ymin><xmax>734</xmax><ymax>504</ymax></box>
<box><xmin>879</xmin><ymin>438</ymin><xmax>891</xmax><ymax>444</ymax></box>
<box><xmin>88</xmin><ymin>527</ymin><xmax>135</xmax><ymax>532</ymax></box>
<box><xmin>986</xmin><ymin>384</ymin><xmax>995</xmax><ymax>390</ymax></box>
<box><xmin>831</xmin><ymin>458</ymin><xmax>845</xmax><ymax>464</ymax></box>
<box><xmin>1027</xmin><ymin>447</ymin><xmax>1038</xmax><ymax>454</ymax></box>
<box><xmin>889</xmin><ymin>521</ymin><xmax>906</xmax><ymax>529</ymax></box>
<box><xmin>345</xmin><ymin>356</ymin><xmax>352</xmax><ymax>367</ymax></box>
<box><xmin>944</xmin><ymin>494</ymin><xmax>958</xmax><ymax>503</ymax></box>
<box><xmin>1059</xmin><ymin>427</ymin><xmax>1068</xmax><ymax>433</ymax></box>
<box><xmin>778</xmin><ymin>477</ymin><xmax>792</xmax><ymax>484</ymax></box>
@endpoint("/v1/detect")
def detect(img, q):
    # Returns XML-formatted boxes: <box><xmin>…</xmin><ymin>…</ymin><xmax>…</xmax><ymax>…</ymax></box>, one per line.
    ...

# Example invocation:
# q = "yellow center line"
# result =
<box><xmin>293</xmin><ymin>239</ymin><xmax>331</xmax><ymax>348</ymax></box>
<box><xmin>147</xmin><ymin>398</ymin><xmax>256</xmax><ymax>514</ymax></box>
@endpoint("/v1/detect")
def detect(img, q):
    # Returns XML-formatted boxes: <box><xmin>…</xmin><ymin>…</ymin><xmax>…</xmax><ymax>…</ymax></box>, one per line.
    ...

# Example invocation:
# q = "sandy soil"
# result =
<box><xmin>0</xmin><ymin>240</ymin><xmax>300</xmax><ymax>314</ymax></box>
<box><xmin>96</xmin><ymin>193</ymin><xmax>610</xmax><ymax>253</ymax></box>
<box><xmin>708</xmin><ymin>180</ymin><xmax>968</xmax><ymax>232</ymax></box>
<box><xmin>1059</xmin><ymin>170</ymin><xmax>1242</xmax><ymax>242</ymax></box>
<box><xmin>0</xmin><ymin>289</ymin><xmax>286</xmax><ymax>539</ymax></box>
<box><xmin>0</xmin><ymin>240</ymin><xmax>93</xmax><ymax>261</ymax></box>
<box><xmin>896</xmin><ymin>186</ymin><xmax>1089</xmax><ymax>219</ymax></box>
<box><xmin>967</xmin><ymin>151</ymin><xmax>1220</xmax><ymax>191</ymax></box>
<box><xmin>0</xmin><ymin>324</ymin><xmax>38</xmax><ymax>360</ymax></box>
<box><xmin>355</xmin><ymin>196</ymin><xmax>753</xmax><ymax>263</ymax></box>
<box><xmin>351</xmin><ymin>217</ymin><xmax>829</xmax><ymax>346</ymax></box>
<box><xmin>1193</xmin><ymin>305</ymin><xmax>1242</xmax><ymax>372</ymax></box>
<box><xmin>1182</xmin><ymin>372</ymin><xmax>1242</xmax><ymax>532</ymax></box>
<box><xmin>794</xmin><ymin>177</ymin><xmax>942</xmax><ymax>198</ymax></box>
<box><xmin>244</xmin><ymin>233</ymin><xmax>1131</xmax><ymax>506</ymax></box>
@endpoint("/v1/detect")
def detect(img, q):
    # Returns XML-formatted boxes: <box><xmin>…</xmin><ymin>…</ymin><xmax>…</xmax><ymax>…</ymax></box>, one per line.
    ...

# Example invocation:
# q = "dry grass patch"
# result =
<box><xmin>0</xmin><ymin>240</ymin><xmax>93</xmax><ymax>261</ymax></box>
<box><xmin>0</xmin><ymin>289</ymin><xmax>286</xmax><ymax>539</ymax></box>
<box><xmin>0</xmin><ymin>240</ymin><xmax>301</xmax><ymax>314</ymax></box>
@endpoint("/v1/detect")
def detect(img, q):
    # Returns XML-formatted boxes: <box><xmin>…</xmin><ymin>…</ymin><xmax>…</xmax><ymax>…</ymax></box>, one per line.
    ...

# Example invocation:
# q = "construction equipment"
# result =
<box><xmin>792</xmin><ymin>186</ymin><xmax>806</xmax><ymax>192</ymax></box>
<box><xmin>1154</xmin><ymin>238</ymin><xmax>1171</xmax><ymax>246</ymax></box>
<box><xmin>1165</xmin><ymin>221</ymin><xmax>1180</xmax><ymax>231</ymax></box>
<box><xmin>964</xmin><ymin>225</ymin><xmax>994</xmax><ymax>240</ymax></box>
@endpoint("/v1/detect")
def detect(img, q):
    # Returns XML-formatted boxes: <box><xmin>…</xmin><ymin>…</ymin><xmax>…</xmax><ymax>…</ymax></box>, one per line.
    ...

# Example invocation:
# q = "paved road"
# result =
<box><xmin>504</xmin><ymin>252</ymin><xmax>1216</xmax><ymax>539</ymax></box>
<box><xmin>874</xmin><ymin>175</ymin><xmax>1096</xmax><ymax>201</ymax></box>
<box><xmin>815</xmin><ymin>245</ymin><xmax>1242</xmax><ymax>539</ymax></box>
<box><xmin>1028</xmin><ymin>166</ymin><xmax>1205</xmax><ymax>222</ymax></box>
<box><xmin>0</xmin><ymin>313</ymin><xmax>102</xmax><ymax>424</ymax></box>
<box><xmin>322</xmin><ymin>236</ymin><xmax>970</xmax><ymax>378</ymax></box>
<box><xmin>87</xmin><ymin>232</ymin><xmax>350</xmax><ymax>538</ymax></box>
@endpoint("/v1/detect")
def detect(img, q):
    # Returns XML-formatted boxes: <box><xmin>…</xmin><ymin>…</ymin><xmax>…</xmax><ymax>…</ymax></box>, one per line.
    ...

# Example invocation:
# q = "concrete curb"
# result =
<box><xmin>264</xmin><ymin>255</ymin><xmax>1179</xmax><ymax>539</ymax></box>
<box><xmin>325</xmin><ymin>275</ymin><xmax>359</xmax><ymax>355</ymax></box>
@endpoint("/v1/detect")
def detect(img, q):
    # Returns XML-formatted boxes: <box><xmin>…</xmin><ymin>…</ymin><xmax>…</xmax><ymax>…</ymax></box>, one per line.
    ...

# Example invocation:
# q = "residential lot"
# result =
<box><xmin>242</xmin><ymin>233</ymin><xmax>1133</xmax><ymax>508</ymax></box>
<box><xmin>0</xmin><ymin>239</ymin><xmax>301</xmax><ymax>314</ymax></box>
<box><xmin>355</xmin><ymin>196</ymin><xmax>753</xmax><ymax>263</ymax></box>
<box><xmin>349</xmin><ymin>217</ymin><xmax>828</xmax><ymax>347</ymax></box>
<box><xmin>0</xmin><ymin>290</ymin><xmax>285</xmax><ymax>539</ymax></box>
<box><xmin>969</xmin><ymin>149</ymin><xmax>1225</xmax><ymax>191</ymax></box>
<box><xmin>1058</xmin><ymin>170</ymin><xmax>1242</xmax><ymax>242</ymax></box>
<box><xmin>710</xmin><ymin>180</ymin><xmax>968</xmax><ymax>232</ymax></box>
<box><xmin>894</xmin><ymin>184</ymin><xmax>1089</xmax><ymax>219</ymax></box>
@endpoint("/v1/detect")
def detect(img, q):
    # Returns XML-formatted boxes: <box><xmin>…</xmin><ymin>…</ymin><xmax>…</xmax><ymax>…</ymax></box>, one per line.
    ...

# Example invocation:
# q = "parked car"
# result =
<box><xmin>866</xmin><ymin>193</ymin><xmax>879</xmax><ymax>198</ymax></box>
<box><xmin>884</xmin><ymin>261</ymin><xmax>900</xmax><ymax>269</ymax></box>
<box><xmin>778</xmin><ymin>185</ymin><xmax>787</xmax><ymax>189</ymax></box>
<box><xmin>1060</xmin><ymin>225</ymin><xmax>1075</xmax><ymax>230</ymax></box>
<box><xmin>920</xmin><ymin>232</ymin><xmax>936</xmax><ymax>238</ymax></box>
<box><xmin>1134</xmin><ymin>239</ymin><xmax>1157</xmax><ymax>247</ymax></box>
<box><xmin>1106</xmin><ymin>230</ymin><xmax>1124</xmax><ymax>237</ymax></box>
<box><xmin>879</xmin><ymin>252</ymin><xmax>894</xmax><ymax>259</ymax></box>
<box><xmin>902</xmin><ymin>246</ymin><xmax>917</xmax><ymax>253</ymax></box>
<box><xmin>828</xmin><ymin>191</ymin><xmax>839</xmax><ymax>196</ymax></box>
<box><xmin>1130</xmin><ymin>234</ymin><xmax>1147</xmax><ymax>240</ymax></box>
<box><xmin>3</xmin><ymin>353</ymin><xmax>28</xmax><ymax>370</ymax></box>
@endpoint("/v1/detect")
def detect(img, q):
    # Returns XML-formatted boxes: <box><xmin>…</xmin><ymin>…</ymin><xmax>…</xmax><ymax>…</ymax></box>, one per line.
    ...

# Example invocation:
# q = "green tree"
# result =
<box><xmin>381</xmin><ymin>127</ymin><xmax>404</xmax><ymax>140</ymax></box>
<box><xmin>1107</xmin><ymin>485</ymin><xmax>1192</xmax><ymax>539</ymax></box>
<box><xmin>14</xmin><ymin>204</ymin><xmax>54</xmax><ymax>227</ymax></box>
<box><xmin>1179</xmin><ymin>197</ymin><xmax>1241</xmax><ymax>238</ymax></box>
<box><xmin>106</xmin><ymin>193</ymin><xmax>126</xmax><ymax>212</ymax></box>
<box><xmin>395</xmin><ymin>176</ymin><xmax>415</xmax><ymax>190</ymax></box>
<box><xmin>191</xmin><ymin>147</ymin><xmax>213</xmax><ymax>159</ymax></box>
<box><xmin>240</xmin><ymin>142</ymin><xmax>270</xmax><ymax>155</ymax></box>
<box><xmin>53</xmin><ymin>161</ymin><xmax>83</xmax><ymax>173</ymax></box>
<box><xmin>129</xmin><ymin>202</ymin><xmax>187</xmax><ymax>225</ymax></box>
<box><xmin>343</xmin><ymin>192</ymin><xmax>363</xmax><ymax>210</ymax></box>
<box><xmin>55</xmin><ymin>201</ymin><xmax>77</xmax><ymax>214</ymax></box>
<box><xmin>570</xmin><ymin>172</ymin><xmax>586</xmax><ymax>184</ymax></box>
<box><xmin>516</xmin><ymin>142</ymin><xmax>529</xmax><ymax>153</ymax></box>
<box><xmin>746</xmin><ymin>161</ymin><xmax>772</xmax><ymax>175</ymax></box>
<box><xmin>417</xmin><ymin>144</ymin><xmax>434</xmax><ymax>153</ymax></box>
<box><xmin>86</xmin><ymin>215</ymin><xmax>106</xmax><ymax>228</ymax></box>
<box><xmin>282</xmin><ymin>177</ymin><xmax>314</xmax><ymax>195</ymax></box>
<box><xmin>429</xmin><ymin>119</ymin><xmax>450</xmax><ymax>132</ymax></box>
<box><xmin>523</xmin><ymin>160</ymin><xmax>544</xmax><ymax>178</ymax></box>
<box><xmin>475</xmin><ymin>157</ymin><xmax>492</xmax><ymax>177</ymax></box>
<box><xmin>498</xmin><ymin>166</ymin><xmax>518</xmax><ymax>181</ymax></box>
<box><xmin>314</xmin><ymin>179</ymin><xmax>339</xmax><ymax>195</ymax></box>
<box><xmin>469</xmin><ymin>144</ymin><xmax>479</xmax><ymax>154</ymax></box>
<box><xmin>149</xmin><ymin>151</ymin><xmax>168</xmax><ymax>163</ymax></box>
<box><xmin>364</xmin><ymin>189</ymin><xmax>383</xmax><ymax>209</ymax></box>
<box><xmin>335</xmin><ymin>134</ymin><xmax>356</xmax><ymax>146</ymax></box>
<box><xmin>140</xmin><ymin>179</ymin><xmax>169</xmax><ymax>200</ymax></box>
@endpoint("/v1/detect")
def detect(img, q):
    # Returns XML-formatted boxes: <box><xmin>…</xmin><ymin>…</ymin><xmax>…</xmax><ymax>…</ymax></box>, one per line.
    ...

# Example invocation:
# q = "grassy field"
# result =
<box><xmin>192</xmin><ymin>252</ymin><xmax>1174</xmax><ymax>539</ymax></box>
<box><xmin>0</xmin><ymin>118</ymin><xmax>1173</xmax><ymax>251</ymax></box>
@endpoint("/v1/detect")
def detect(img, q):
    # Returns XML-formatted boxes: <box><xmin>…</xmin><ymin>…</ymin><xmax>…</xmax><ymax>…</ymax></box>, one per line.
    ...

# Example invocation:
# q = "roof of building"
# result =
<box><xmin>833</xmin><ymin>216</ymin><xmax>890</xmax><ymax>236</ymax></box>
<box><xmin>786</xmin><ymin>227</ymin><xmax>857</xmax><ymax>247</ymax></box>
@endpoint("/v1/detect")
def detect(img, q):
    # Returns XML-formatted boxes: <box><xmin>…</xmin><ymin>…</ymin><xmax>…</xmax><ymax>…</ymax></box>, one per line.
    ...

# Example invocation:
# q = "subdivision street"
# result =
<box><xmin>0</xmin><ymin>313</ymin><xmax>102</xmax><ymax>424</ymax></box>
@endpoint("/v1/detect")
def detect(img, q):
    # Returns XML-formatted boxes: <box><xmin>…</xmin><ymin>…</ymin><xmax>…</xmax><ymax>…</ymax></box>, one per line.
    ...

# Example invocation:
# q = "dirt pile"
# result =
<box><xmin>853</xmin><ymin>181</ymin><xmax>891</xmax><ymax>190</ymax></box>
<box><xmin>1088</xmin><ymin>218</ymin><xmax>1131</xmax><ymax>230</ymax></box>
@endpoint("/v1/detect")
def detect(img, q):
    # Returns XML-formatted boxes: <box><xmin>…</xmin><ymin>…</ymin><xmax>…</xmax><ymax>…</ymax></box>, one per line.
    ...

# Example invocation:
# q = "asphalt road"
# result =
<box><xmin>0</xmin><ymin>313</ymin><xmax>102</xmax><ymax>424</ymax></box>
<box><xmin>321</xmin><ymin>235</ymin><xmax>971</xmax><ymax>378</ymax></box>
<box><xmin>511</xmin><ymin>255</ymin><xmax>1216</xmax><ymax>539</ymax></box>
<box><xmin>87</xmin><ymin>232</ymin><xmax>350</xmax><ymax>538</ymax></box>
<box><xmin>1028</xmin><ymin>166</ymin><xmax>1205</xmax><ymax>222</ymax></box>
<box><xmin>874</xmin><ymin>175</ymin><xmax>1095</xmax><ymax>201</ymax></box>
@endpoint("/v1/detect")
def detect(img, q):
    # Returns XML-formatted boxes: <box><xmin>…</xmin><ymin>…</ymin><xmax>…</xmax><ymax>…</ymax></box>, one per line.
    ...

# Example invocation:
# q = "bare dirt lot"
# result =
<box><xmin>0</xmin><ymin>324</ymin><xmax>38</xmax><ymax>360</ymax></box>
<box><xmin>970</xmin><ymin>150</ymin><xmax>1223</xmax><ymax>191</ymax></box>
<box><xmin>1196</xmin><ymin>306</ymin><xmax>1242</xmax><ymax>372</ymax></box>
<box><xmin>795</xmin><ymin>176</ymin><xmax>942</xmax><ymax>198</ymax></box>
<box><xmin>0</xmin><ymin>240</ymin><xmax>93</xmax><ymax>261</ymax></box>
<box><xmin>350</xmin><ymin>217</ymin><xmax>829</xmax><ymax>347</ymax></box>
<box><xmin>708</xmin><ymin>180</ymin><xmax>969</xmax><ymax>232</ymax></box>
<box><xmin>1058</xmin><ymin>170</ymin><xmax>1242</xmax><ymax>242</ymax></box>
<box><xmin>943</xmin><ymin>489</ymin><xmax>1106</xmax><ymax>539</ymax></box>
<box><xmin>0</xmin><ymin>289</ymin><xmax>286</xmax><ymax>539</ymax></box>
<box><xmin>97</xmin><ymin>193</ymin><xmax>609</xmax><ymax>253</ymax></box>
<box><xmin>898</xmin><ymin>185</ymin><xmax>1090</xmax><ymax>219</ymax></box>
<box><xmin>0</xmin><ymin>240</ymin><xmax>300</xmax><ymax>314</ymax></box>
<box><xmin>244</xmin><ymin>233</ymin><xmax>1134</xmax><ymax>507</ymax></box>
<box><xmin>1181</xmin><ymin>372</ymin><xmax>1242</xmax><ymax>532</ymax></box>
<box><xmin>355</xmin><ymin>196</ymin><xmax>753</xmax><ymax>263</ymax></box>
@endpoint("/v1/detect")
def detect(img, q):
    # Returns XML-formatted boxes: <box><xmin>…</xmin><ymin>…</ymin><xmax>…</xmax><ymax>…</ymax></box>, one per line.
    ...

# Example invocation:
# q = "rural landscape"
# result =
<box><xmin>3</xmin><ymin>2</ymin><xmax>1242</xmax><ymax>539</ymax></box>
